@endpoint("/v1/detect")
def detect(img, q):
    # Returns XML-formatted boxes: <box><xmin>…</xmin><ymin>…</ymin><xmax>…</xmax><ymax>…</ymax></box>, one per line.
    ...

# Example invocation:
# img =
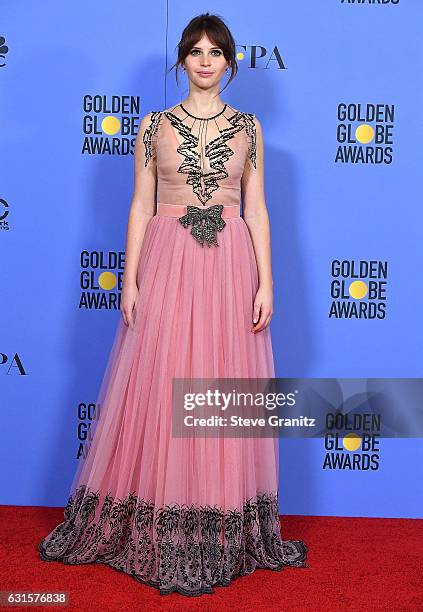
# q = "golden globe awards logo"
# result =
<box><xmin>323</xmin><ymin>412</ymin><xmax>380</xmax><ymax>470</ymax></box>
<box><xmin>82</xmin><ymin>95</ymin><xmax>140</xmax><ymax>155</ymax></box>
<box><xmin>76</xmin><ymin>402</ymin><xmax>101</xmax><ymax>459</ymax></box>
<box><xmin>335</xmin><ymin>103</ymin><xmax>394</xmax><ymax>164</ymax></box>
<box><xmin>329</xmin><ymin>259</ymin><xmax>388</xmax><ymax>319</ymax></box>
<box><xmin>79</xmin><ymin>250</ymin><xmax>125</xmax><ymax>309</ymax></box>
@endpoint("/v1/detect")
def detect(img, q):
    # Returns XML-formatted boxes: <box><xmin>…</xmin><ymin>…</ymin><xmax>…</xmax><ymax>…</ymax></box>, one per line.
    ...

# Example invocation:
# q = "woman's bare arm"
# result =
<box><xmin>121</xmin><ymin>113</ymin><xmax>158</xmax><ymax>327</ymax></box>
<box><xmin>241</xmin><ymin>116</ymin><xmax>274</xmax><ymax>332</ymax></box>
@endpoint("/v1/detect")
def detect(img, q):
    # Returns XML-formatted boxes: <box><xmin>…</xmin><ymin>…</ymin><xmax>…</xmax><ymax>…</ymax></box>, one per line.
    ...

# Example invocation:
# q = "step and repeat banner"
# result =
<box><xmin>1</xmin><ymin>1</ymin><xmax>422</xmax><ymax>518</ymax></box>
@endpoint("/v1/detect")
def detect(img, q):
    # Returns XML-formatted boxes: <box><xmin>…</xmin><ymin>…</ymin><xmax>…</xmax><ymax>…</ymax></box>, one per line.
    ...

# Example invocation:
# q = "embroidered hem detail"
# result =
<box><xmin>38</xmin><ymin>485</ymin><xmax>308</xmax><ymax>596</ymax></box>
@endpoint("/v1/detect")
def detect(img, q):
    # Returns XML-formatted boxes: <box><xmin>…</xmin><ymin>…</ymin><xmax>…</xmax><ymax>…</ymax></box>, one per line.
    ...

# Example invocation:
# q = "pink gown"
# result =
<box><xmin>38</xmin><ymin>102</ymin><xmax>308</xmax><ymax>596</ymax></box>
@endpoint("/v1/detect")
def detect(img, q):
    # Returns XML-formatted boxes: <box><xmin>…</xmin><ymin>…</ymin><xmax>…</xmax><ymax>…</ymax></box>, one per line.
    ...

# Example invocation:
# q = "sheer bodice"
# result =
<box><xmin>143</xmin><ymin>102</ymin><xmax>257</xmax><ymax>208</ymax></box>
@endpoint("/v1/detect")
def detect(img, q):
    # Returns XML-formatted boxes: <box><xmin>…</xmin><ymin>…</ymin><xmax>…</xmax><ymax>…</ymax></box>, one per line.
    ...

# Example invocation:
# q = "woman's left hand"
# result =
<box><xmin>252</xmin><ymin>284</ymin><xmax>273</xmax><ymax>332</ymax></box>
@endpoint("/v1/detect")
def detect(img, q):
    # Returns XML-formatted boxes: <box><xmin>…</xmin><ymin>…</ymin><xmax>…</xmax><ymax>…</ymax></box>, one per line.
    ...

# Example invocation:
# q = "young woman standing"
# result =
<box><xmin>39</xmin><ymin>13</ymin><xmax>308</xmax><ymax>596</ymax></box>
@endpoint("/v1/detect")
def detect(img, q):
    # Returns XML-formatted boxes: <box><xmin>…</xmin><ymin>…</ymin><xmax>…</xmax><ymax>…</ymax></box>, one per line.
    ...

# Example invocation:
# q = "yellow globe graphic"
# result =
<box><xmin>236</xmin><ymin>52</ymin><xmax>245</xmax><ymax>61</ymax></box>
<box><xmin>343</xmin><ymin>433</ymin><xmax>361</xmax><ymax>451</ymax></box>
<box><xmin>98</xmin><ymin>271</ymin><xmax>117</xmax><ymax>290</ymax></box>
<box><xmin>349</xmin><ymin>280</ymin><xmax>368</xmax><ymax>300</ymax></box>
<box><xmin>102</xmin><ymin>116</ymin><xmax>121</xmax><ymax>135</ymax></box>
<box><xmin>355</xmin><ymin>124</ymin><xmax>374</xmax><ymax>144</ymax></box>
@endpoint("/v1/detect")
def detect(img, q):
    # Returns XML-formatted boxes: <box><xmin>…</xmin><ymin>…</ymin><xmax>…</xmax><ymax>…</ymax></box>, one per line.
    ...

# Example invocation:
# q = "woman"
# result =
<box><xmin>38</xmin><ymin>13</ymin><xmax>308</xmax><ymax>596</ymax></box>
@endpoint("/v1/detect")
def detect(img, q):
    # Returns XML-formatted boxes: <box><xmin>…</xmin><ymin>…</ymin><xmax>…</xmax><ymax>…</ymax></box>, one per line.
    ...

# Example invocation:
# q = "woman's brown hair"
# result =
<box><xmin>168</xmin><ymin>13</ymin><xmax>238</xmax><ymax>96</ymax></box>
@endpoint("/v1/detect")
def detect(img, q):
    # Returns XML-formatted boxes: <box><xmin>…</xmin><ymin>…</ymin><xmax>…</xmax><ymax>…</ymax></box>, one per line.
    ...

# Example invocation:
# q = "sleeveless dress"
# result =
<box><xmin>38</xmin><ymin>102</ymin><xmax>308</xmax><ymax>596</ymax></box>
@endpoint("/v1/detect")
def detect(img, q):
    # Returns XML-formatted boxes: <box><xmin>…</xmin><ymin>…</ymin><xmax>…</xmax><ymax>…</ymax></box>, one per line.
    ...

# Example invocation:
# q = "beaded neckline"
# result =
<box><xmin>179</xmin><ymin>102</ymin><xmax>227</xmax><ymax>121</ymax></box>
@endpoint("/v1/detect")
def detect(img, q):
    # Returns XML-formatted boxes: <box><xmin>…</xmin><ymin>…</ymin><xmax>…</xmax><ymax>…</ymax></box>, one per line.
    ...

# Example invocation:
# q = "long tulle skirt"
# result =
<box><xmin>38</xmin><ymin>214</ymin><xmax>308</xmax><ymax>596</ymax></box>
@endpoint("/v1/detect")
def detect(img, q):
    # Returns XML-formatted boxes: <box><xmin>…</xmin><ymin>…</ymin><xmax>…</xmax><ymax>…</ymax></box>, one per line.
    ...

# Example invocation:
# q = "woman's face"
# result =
<box><xmin>183</xmin><ymin>33</ymin><xmax>229</xmax><ymax>91</ymax></box>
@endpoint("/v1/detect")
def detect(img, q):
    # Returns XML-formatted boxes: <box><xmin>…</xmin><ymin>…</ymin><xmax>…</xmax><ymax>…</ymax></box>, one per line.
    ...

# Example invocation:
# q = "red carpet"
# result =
<box><xmin>1</xmin><ymin>505</ymin><xmax>422</xmax><ymax>611</ymax></box>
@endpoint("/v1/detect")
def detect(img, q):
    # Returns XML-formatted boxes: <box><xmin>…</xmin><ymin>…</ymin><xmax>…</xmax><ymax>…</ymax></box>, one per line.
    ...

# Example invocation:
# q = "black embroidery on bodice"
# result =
<box><xmin>143</xmin><ymin>104</ymin><xmax>257</xmax><ymax>206</ymax></box>
<box><xmin>142</xmin><ymin>110</ymin><xmax>163</xmax><ymax>167</ymax></box>
<box><xmin>38</xmin><ymin>484</ymin><xmax>308</xmax><ymax>597</ymax></box>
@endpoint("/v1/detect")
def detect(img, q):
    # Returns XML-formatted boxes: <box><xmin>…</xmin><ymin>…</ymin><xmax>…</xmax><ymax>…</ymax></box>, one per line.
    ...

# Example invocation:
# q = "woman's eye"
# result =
<box><xmin>190</xmin><ymin>49</ymin><xmax>222</xmax><ymax>56</ymax></box>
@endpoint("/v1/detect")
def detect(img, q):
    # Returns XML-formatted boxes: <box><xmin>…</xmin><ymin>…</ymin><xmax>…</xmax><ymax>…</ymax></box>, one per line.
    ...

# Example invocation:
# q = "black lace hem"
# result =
<box><xmin>38</xmin><ymin>485</ymin><xmax>308</xmax><ymax>597</ymax></box>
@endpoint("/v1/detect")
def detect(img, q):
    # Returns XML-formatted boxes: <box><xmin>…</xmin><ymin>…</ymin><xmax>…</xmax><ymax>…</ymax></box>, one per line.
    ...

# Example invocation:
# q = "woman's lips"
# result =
<box><xmin>198</xmin><ymin>72</ymin><xmax>213</xmax><ymax>77</ymax></box>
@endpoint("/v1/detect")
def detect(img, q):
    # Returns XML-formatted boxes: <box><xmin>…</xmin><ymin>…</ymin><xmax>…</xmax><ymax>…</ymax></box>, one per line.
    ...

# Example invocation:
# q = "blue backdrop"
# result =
<box><xmin>1</xmin><ymin>1</ymin><xmax>422</xmax><ymax>518</ymax></box>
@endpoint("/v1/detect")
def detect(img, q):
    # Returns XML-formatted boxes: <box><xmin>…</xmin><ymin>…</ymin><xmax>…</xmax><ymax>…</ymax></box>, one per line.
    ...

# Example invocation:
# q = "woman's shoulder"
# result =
<box><xmin>138</xmin><ymin>110</ymin><xmax>165</xmax><ymax>167</ymax></box>
<box><xmin>140</xmin><ymin>109</ymin><xmax>164</xmax><ymax>124</ymax></box>
<box><xmin>228</xmin><ymin>106</ymin><xmax>261</xmax><ymax>141</ymax></box>
<box><xmin>224</xmin><ymin>103</ymin><xmax>255</xmax><ymax>120</ymax></box>
<box><xmin>218</xmin><ymin>105</ymin><xmax>260</xmax><ymax>169</ymax></box>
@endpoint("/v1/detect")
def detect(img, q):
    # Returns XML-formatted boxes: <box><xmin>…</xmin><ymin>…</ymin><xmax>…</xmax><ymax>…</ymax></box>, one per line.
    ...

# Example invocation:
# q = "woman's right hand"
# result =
<box><xmin>120</xmin><ymin>280</ymin><xmax>139</xmax><ymax>329</ymax></box>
